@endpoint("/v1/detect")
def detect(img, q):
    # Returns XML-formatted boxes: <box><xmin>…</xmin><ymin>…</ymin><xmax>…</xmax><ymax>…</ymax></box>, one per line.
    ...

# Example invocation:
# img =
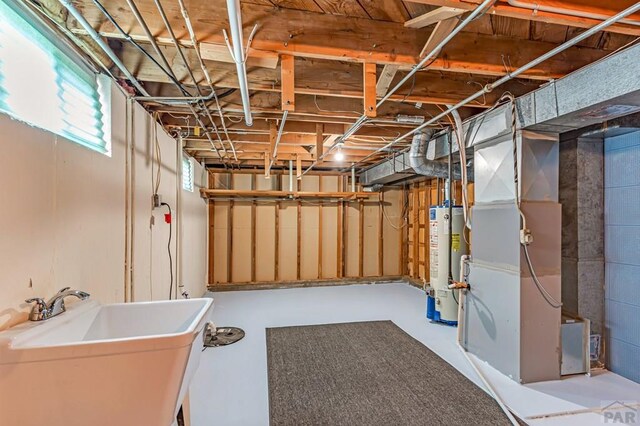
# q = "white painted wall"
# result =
<box><xmin>0</xmin><ymin>82</ymin><xmax>208</xmax><ymax>331</ymax></box>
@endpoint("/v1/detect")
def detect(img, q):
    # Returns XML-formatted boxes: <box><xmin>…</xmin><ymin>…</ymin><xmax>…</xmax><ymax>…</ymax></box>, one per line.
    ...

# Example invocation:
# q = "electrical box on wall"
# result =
<box><xmin>152</xmin><ymin>194</ymin><xmax>162</xmax><ymax>209</ymax></box>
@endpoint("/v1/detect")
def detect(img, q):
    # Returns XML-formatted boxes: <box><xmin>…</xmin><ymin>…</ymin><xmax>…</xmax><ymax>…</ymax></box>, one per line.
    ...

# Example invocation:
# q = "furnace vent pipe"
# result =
<box><xmin>410</xmin><ymin>131</ymin><xmax>462</xmax><ymax>180</ymax></box>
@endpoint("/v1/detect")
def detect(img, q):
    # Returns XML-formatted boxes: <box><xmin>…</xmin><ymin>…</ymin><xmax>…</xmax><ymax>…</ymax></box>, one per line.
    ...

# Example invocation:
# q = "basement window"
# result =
<box><xmin>0</xmin><ymin>0</ymin><xmax>111</xmax><ymax>155</ymax></box>
<box><xmin>182</xmin><ymin>155</ymin><xmax>194</xmax><ymax>192</ymax></box>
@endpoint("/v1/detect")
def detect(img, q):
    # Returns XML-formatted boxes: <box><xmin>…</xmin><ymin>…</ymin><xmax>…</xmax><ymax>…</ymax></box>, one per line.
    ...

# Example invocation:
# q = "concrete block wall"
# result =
<box><xmin>559</xmin><ymin>135</ymin><xmax>605</xmax><ymax>338</ymax></box>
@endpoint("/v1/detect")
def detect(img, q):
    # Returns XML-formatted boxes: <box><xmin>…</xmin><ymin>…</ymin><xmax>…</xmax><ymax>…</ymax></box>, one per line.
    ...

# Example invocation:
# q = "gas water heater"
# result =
<box><xmin>427</xmin><ymin>204</ymin><xmax>467</xmax><ymax>325</ymax></box>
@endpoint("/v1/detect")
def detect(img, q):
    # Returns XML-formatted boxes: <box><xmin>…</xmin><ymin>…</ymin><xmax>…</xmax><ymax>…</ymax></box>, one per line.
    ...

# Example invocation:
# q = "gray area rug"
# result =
<box><xmin>266</xmin><ymin>320</ymin><xmax>513</xmax><ymax>426</ymax></box>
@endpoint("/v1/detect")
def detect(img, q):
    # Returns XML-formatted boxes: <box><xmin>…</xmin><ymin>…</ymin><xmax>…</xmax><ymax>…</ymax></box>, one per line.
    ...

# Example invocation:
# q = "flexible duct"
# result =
<box><xmin>409</xmin><ymin>131</ymin><xmax>462</xmax><ymax>180</ymax></box>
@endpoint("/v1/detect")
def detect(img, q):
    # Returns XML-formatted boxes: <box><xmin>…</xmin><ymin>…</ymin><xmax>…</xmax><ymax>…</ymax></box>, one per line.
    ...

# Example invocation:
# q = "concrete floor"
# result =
<box><xmin>189</xmin><ymin>282</ymin><xmax>640</xmax><ymax>425</ymax></box>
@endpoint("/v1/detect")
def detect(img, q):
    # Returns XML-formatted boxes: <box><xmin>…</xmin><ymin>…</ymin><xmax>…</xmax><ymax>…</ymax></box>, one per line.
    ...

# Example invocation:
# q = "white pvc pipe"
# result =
<box><xmin>456</xmin><ymin>283</ymin><xmax>519</xmax><ymax>425</ymax></box>
<box><xmin>289</xmin><ymin>160</ymin><xmax>294</xmax><ymax>192</ymax></box>
<box><xmin>226</xmin><ymin>0</ymin><xmax>253</xmax><ymax>127</ymax></box>
<box><xmin>351</xmin><ymin>165</ymin><xmax>356</xmax><ymax>192</ymax></box>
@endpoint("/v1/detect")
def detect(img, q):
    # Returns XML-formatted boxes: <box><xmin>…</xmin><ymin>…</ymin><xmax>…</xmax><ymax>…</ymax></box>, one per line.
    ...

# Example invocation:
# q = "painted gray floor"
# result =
<box><xmin>189</xmin><ymin>282</ymin><xmax>640</xmax><ymax>425</ymax></box>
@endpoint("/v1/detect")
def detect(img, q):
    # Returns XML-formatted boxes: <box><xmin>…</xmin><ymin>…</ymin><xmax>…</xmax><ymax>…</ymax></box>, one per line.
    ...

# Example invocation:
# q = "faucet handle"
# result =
<box><xmin>25</xmin><ymin>297</ymin><xmax>47</xmax><ymax>308</ymax></box>
<box><xmin>25</xmin><ymin>298</ymin><xmax>51</xmax><ymax>321</ymax></box>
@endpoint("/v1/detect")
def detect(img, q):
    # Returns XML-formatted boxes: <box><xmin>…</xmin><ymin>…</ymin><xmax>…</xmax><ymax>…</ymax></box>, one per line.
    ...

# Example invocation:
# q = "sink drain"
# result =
<box><xmin>204</xmin><ymin>326</ymin><xmax>245</xmax><ymax>347</ymax></box>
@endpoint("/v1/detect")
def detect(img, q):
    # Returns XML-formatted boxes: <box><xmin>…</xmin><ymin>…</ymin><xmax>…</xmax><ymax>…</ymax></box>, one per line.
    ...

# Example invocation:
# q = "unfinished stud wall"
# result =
<box><xmin>208</xmin><ymin>172</ymin><xmax>403</xmax><ymax>286</ymax></box>
<box><xmin>0</xmin><ymin>82</ymin><xmax>209</xmax><ymax>331</ymax></box>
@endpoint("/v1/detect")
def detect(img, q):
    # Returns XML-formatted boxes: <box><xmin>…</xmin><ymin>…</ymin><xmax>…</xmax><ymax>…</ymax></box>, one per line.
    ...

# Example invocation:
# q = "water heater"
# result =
<box><xmin>427</xmin><ymin>204</ymin><xmax>467</xmax><ymax>325</ymax></box>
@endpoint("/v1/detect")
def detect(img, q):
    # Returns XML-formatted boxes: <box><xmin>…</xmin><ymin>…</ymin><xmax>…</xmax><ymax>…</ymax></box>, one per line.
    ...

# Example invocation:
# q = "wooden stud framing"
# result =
<box><xmin>275</xmin><ymin>199</ymin><xmax>280</xmax><ymax>281</ymax></box>
<box><xmin>378</xmin><ymin>190</ymin><xmax>384</xmax><ymax>277</ymax></box>
<box><xmin>296</xmin><ymin>200</ymin><xmax>302</xmax><ymax>280</ymax></box>
<box><xmin>337</xmin><ymin>176</ymin><xmax>344</xmax><ymax>278</ymax></box>
<box><xmin>251</xmin><ymin>174</ymin><xmax>257</xmax><ymax>283</ymax></box>
<box><xmin>227</xmin><ymin>200</ymin><xmax>233</xmax><ymax>284</ymax></box>
<box><xmin>318</xmin><ymin>177</ymin><xmax>323</xmax><ymax>279</ymax></box>
<box><xmin>412</xmin><ymin>183</ymin><xmax>419</xmax><ymax>279</ymax></box>
<box><xmin>296</xmin><ymin>155</ymin><xmax>302</xmax><ymax>181</ymax></box>
<box><xmin>281</xmin><ymin>54</ymin><xmax>295</xmax><ymax>111</ymax></box>
<box><xmin>363</xmin><ymin>62</ymin><xmax>377</xmax><ymax>118</ymax></box>
<box><xmin>208</xmin><ymin>197</ymin><xmax>215</xmax><ymax>284</ymax></box>
<box><xmin>358</xmin><ymin>199</ymin><xmax>364</xmax><ymax>277</ymax></box>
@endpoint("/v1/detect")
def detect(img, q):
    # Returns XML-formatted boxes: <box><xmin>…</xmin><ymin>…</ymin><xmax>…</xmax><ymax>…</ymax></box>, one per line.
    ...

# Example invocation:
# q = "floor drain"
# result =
<box><xmin>204</xmin><ymin>326</ymin><xmax>245</xmax><ymax>347</ymax></box>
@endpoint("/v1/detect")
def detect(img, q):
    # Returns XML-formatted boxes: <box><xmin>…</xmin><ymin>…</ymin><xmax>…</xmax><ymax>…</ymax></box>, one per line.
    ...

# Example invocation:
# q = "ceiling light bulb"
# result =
<box><xmin>335</xmin><ymin>149</ymin><xmax>344</xmax><ymax>161</ymax></box>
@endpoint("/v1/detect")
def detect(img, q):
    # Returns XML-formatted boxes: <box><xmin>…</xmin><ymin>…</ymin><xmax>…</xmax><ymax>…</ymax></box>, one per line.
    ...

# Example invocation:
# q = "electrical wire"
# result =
<box><xmin>522</xmin><ymin>244</ymin><xmax>562</xmax><ymax>309</ymax></box>
<box><xmin>161</xmin><ymin>202</ymin><xmax>174</xmax><ymax>300</ymax></box>
<box><xmin>505</xmin><ymin>93</ymin><xmax>562</xmax><ymax>309</ymax></box>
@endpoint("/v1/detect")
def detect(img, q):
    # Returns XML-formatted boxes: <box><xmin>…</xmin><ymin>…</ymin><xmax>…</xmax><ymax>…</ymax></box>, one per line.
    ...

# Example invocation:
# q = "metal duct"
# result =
<box><xmin>410</xmin><ymin>131</ymin><xmax>462</xmax><ymax>180</ymax></box>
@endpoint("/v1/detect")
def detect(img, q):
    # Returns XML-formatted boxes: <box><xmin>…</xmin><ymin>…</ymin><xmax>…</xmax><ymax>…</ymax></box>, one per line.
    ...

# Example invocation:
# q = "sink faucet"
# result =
<box><xmin>25</xmin><ymin>287</ymin><xmax>90</xmax><ymax>321</ymax></box>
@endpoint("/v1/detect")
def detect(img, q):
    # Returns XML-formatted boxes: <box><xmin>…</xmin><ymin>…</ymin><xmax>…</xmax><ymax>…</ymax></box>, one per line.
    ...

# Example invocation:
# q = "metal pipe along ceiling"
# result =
<box><xmin>225</xmin><ymin>0</ymin><xmax>253</xmax><ymax>127</ymax></box>
<box><xmin>506</xmin><ymin>0</ymin><xmax>640</xmax><ymax>27</ymax></box>
<box><xmin>301</xmin><ymin>0</ymin><xmax>498</xmax><ymax>176</ymax></box>
<box><xmin>58</xmin><ymin>0</ymin><xmax>148</xmax><ymax>96</ymax></box>
<box><xmin>351</xmin><ymin>1</ymin><xmax>640</xmax><ymax>169</ymax></box>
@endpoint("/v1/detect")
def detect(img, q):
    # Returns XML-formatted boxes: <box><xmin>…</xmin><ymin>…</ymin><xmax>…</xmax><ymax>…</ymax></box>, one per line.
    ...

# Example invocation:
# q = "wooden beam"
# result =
<box><xmin>199</xmin><ymin>43</ymin><xmax>279</xmax><ymax>69</ymax></box>
<box><xmin>281</xmin><ymin>54</ymin><xmax>295</xmax><ymax>111</ymax></box>
<box><xmin>405</xmin><ymin>6</ymin><xmax>466</xmax><ymax>28</ymax></box>
<box><xmin>376</xmin><ymin>64</ymin><xmax>399</xmax><ymax>98</ymax></box>
<box><xmin>405</xmin><ymin>0</ymin><xmax>640</xmax><ymax>36</ymax></box>
<box><xmin>70</xmin><ymin>0</ymin><xmax>424</xmax><ymax>65</ymax></box>
<box><xmin>200</xmin><ymin>189</ymin><xmax>379</xmax><ymax>200</ymax></box>
<box><xmin>363</xmin><ymin>62</ymin><xmax>377</xmax><ymax>118</ymax></box>
<box><xmin>296</xmin><ymin>155</ymin><xmax>302</xmax><ymax>180</ymax></box>
<box><xmin>75</xmin><ymin>2</ymin><xmax>618</xmax><ymax>81</ymax></box>
<box><xmin>420</xmin><ymin>17</ymin><xmax>459</xmax><ymax>58</ymax></box>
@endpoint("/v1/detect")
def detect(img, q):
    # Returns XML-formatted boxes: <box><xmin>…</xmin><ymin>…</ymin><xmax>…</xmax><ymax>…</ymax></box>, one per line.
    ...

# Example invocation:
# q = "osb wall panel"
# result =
<box><xmin>208</xmin><ymin>172</ymin><xmax>403</xmax><ymax>285</ymax></box>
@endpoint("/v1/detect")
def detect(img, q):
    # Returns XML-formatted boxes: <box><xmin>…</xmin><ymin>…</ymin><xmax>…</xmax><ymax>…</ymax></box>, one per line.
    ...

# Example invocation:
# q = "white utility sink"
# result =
<box><xmin>0</xmin><ymin>298</ymin><xmax>213</xmax><ymax>426</ymax></box>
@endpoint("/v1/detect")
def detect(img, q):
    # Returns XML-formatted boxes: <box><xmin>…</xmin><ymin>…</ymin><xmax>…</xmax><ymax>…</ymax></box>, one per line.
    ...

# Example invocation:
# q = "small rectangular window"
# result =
<box><xmin>182</xmin><ymin>155</ymin><xmax>194</xmax><ymax>192</ymax></box>
<box><xmin>0</xmin><ymin>0</ymin><xmax>111</xmax><ymax>155</ymax></box>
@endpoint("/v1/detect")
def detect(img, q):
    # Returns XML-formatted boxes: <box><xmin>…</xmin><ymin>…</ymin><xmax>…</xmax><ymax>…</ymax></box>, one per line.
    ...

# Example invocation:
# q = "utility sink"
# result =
<box><xmin>0</xmin><ymin>298</ymin><xmax>213</xmax><ymax>426</ymax></box>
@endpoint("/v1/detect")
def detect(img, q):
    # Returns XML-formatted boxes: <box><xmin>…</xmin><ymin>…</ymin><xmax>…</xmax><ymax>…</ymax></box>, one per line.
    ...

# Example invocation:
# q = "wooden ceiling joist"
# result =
<box><xmin>70</xmin><ymin>0</ymin><xmax>612</xmax><ymax>80</ymax></box>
